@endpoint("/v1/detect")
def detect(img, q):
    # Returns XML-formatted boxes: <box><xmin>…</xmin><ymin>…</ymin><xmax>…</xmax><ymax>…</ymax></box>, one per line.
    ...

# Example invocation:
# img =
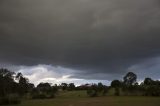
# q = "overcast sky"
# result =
<box><xmin>1</xmin><ymin>0</ymin><xmax>160</xmax><ymax>85</ymax></box>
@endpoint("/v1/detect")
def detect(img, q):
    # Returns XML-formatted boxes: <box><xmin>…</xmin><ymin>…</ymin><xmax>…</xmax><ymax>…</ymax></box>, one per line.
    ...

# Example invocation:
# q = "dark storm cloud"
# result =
<box><xmin>1</xmin><ymin>0</ymin><xmax>160</xmax><ymax>80</ymax></box>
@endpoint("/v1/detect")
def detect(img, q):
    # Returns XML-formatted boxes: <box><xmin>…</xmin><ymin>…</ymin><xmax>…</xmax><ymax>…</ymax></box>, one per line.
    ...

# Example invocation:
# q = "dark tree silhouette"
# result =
<box><xmin>16</xmin><ymin>72</ymin><xmax>30</xmax><ymax>95</ymax></box>
<box><xmin>0</xmin><ymin>68</ymin><xmax>16</xmax><ymax>97</ymax></box>
<box><xmin>111</xmin><ymin>80</ymin><xmax>122</xmax><ymax>88</ymax></box>
<box><xmin>123</xmin><ymin>72</ymin><xmax>137</xmax><ymax>85</ymax></box>
<box><xmin>37</xmin><ymin>82</ymin><xmax>52</xmax><ymax>93</ymax></box>
<box><xmin>68</xmin><ymin>83</ymin><xmax>75</xmax><ymax>91</ymax></box>
<box><xmin>97</xmin><ymin>82</ymin><xmax>104</xmax><ymax>91</ymax></box>
<box><xmin>61</xmin><ymin>83</ymin><xmax>68</xmax><ymax>90</ymax></box>
<box><xmin>37</xmin><ymin>83</ymin><xmax>51</xmax><ymax>89</ymax></box>
<box><xmin>144</xmin><ymin>78</ymin><xmax>153</xmax><ymax>85</ymax></box>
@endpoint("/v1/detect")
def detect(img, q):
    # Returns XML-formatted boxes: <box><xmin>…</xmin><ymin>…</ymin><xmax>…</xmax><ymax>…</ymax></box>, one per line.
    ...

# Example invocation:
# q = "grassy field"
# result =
<box><xmin>6</xmin><ymin>91</ymin><xmax>160</xmax><ymax>106</ymax></box>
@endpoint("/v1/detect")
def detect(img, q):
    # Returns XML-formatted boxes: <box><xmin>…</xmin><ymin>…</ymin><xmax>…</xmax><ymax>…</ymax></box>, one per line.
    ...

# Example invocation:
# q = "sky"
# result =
<box><xmin>0</xmin><ymin>0</ymin><xmax>160</xmax><ymax>86</ymax></box>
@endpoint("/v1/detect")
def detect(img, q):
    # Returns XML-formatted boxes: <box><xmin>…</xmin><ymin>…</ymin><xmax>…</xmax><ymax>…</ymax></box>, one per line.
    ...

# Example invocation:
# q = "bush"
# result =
<box><xmin>0</xmin><ymin>94</ymin><xmax>21</xmax><ymax>105</ymax></box>
<box><xmin>144</xmin><ymin>85</ymin><xmax>160</xmax><ymax>96</ymax></box>
<box><xmin>114</xmin><ymin>88</ymin><xmax>120</xmax><ymax>96</ymax></box>
<box><xmin>87</xmin><ymin>89</ymin><xmax>97</xmax><ymax>97</ymax></box>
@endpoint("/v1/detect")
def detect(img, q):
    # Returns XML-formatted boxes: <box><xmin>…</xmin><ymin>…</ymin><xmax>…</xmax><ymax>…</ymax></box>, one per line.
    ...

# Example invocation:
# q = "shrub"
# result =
<box><xmin>87</xmin><ymin>89</ymin><xmax>97</xmax><ymax>97</ymax></box>
<box><xmin>0</xmin><ymin>94</ymin><xmax>21</xmax><ymax>105</ymax></box>
<box><xmin>144</xmin><ymin>85</ymin><xmax>160</xmax><ymax>96</ymax></box>
<box><xmin>114</xmin><ymin>88</ymin><xmax>120</xmax><ymax>96</ymax></box>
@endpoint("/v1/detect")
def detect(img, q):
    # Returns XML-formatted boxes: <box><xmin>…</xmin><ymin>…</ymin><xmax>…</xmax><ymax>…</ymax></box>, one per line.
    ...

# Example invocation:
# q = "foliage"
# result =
<box><xmin>87</xmin><ymin>89</ymin><xmax>97</xmax><ymax>97</ymax></box>
<box><xmin>144</xmin><ymin>78</ymin><xmax>153</xmax><ymax>85</ymax></box>
<box><xmin>68</xmin><ymin>83</ymin><xmax>75</xmax><ymax>91</ymax></box>
<box><xmin>0</xmin><ymin>68</ymin><xmax>35</xmax><ymax>105</ymax></box>
<box><xmin>114</xmin><ymin>87</ymin><xmax>120</xmax><ymax>96</ymax></box>
<box><xmin>0</xmin><ymin>68</ymin><xmax>16</xmax><ymax>97</ymax></box>
<box><xmin>1</xmin><ymin>67</ymin><xmax>160</xmax><ymax>105</ymax></box>
<box><xmin>111</xmin><ymin>80</ymin><xmax>122</xmax><ymax>88</ymax></box>
<box><xmin>0</xmin><ymin>94</ymin><xmax>21</xmax><ymax>105</ymax></box>
<box><xmin>61</xmin><ymin>83</ymin><xmax>68</xmax><ymax>90</ymax></box>
<box><xmin>86</xmin><ymin>83</ymin><xmax>108</xmax><ymax>97</ymax></box>
<box><xmin>123</xmin><ymin>72</ymin><xmax>137</xmax><ymax>85</ymax></box>
<box><xmin>33</xmin><ymin>82</ymin><xmax>58</xmax><ymax>99</ymax></box>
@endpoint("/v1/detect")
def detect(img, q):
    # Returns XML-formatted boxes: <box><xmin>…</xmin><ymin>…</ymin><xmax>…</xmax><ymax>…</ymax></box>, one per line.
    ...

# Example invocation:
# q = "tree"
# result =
<box><xmin>0</xmin><ymin>68</ymin><xmax>15</xmax><ymax>79</ymax></box>
<box><xmin>68</xmin><ymin>83</ymin><xmax>75</xmax><ymax>91</ymax></box>
<box><xmin>37</xmin><ymin>83</ymin><xmax>51</xmax><ymax>88</ymax></box>
<box><xmin>144</xmin><ymin>78</ymin><xmax>153</xmax><ymax>85</ymax></box>
<box><xmin>16</xmin><ymin>72</ymin><xmax>30</xmax><ymax>95</ymax></box>
<box><xmin>111</xmin><ymin>80</ymin><xmax>121</xmax><ymax>88</ymax></box>
<box><xmin>0</xmin><ymin>69</ymin><xmax>21</xmax><ymax>105</ymax></box>
<box><xmin>61</xmin><ymin>83</ymin><xmax>68</xmax><ymax>90</ymax></box>
<box><xmin>37</xmin><ymin>82</ymin><xmax>52</xmax><ymax>92</ymax></box>
<box><xmin>0</xmin><ymin>68</ymin><xmax>15</xmax><ymax>96</ymax></box>
<box><xmin>15</xmin><ymin>73</ymin><xmax>23</xmax><ymax>81</ymax></box>
<box><xmin>34</xmin><ymin>82</ymin><xmax>56</xmax><ymax>99</ymax></box>
<box><xmin>123</xmin><ymin>72</ymin><xmax>137</xmax><ymax>85</ymax></box>
<box><xmin>97</xmin><ymin>82</ymin><xmax>104</xmax><ymax>91</ymax></box>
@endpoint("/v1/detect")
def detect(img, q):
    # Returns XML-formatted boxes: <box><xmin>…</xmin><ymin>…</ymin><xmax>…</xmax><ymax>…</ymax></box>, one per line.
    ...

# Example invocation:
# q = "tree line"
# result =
<box><xmin>0</xmin><ymin>68</ymin><xmax>160</xmax><ymax>105</ymax></box>
<box><xmin>110</xmin><ymin>72</ymin><xmax>160</xmax><ymax>96</ymax></box>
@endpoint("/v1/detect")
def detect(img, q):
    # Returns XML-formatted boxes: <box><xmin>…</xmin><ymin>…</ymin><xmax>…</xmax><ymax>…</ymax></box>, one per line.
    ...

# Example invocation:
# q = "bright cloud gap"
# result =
<box><xmin>11</xmin><ymin>64</ymin><xmax>110</xmax><ymax>86</ymax></box>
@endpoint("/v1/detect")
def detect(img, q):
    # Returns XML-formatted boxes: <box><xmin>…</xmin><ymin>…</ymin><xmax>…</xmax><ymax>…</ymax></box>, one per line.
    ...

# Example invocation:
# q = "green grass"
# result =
<box><xmin>57</xmin><ymin>90</ymin><xmax>87</xmax><ymax>98</ymax></box>
<box><xmin>6</xmin><ymin>91</ymin><xmax>160</xmax><ymax>106</ymax></box>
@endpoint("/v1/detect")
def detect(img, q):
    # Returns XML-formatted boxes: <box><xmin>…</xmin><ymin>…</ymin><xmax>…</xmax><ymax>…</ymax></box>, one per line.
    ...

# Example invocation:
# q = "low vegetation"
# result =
<box><xmin>1</xmin><ymin>68</ymin><xmax>160</xmax><ymax>105</ymax></box>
